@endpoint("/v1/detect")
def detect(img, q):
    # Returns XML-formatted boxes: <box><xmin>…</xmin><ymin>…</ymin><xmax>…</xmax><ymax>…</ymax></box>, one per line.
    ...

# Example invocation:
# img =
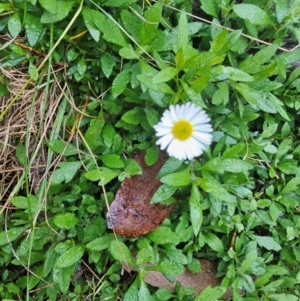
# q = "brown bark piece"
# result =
<box><xmin>107</xmin><ymin>151</ymin><xmax>174</xmax><ymax>237</ymax></box>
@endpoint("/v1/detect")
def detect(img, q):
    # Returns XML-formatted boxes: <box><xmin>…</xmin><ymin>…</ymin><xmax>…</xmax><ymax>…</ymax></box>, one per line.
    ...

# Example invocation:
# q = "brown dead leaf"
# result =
<box><xmin>122</xmin><ymin>259</ymin><xmax>232</xmax><ymax>299</ymax></box>
<box><xmin>107</xmin><ymin>150</ymin><xmax>174</xmax><ymax>237</ymax></box>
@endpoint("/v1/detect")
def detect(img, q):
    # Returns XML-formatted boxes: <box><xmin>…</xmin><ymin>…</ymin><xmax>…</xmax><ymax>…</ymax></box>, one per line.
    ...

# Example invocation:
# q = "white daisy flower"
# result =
<box><xmin>154</xmin><ymin>102</ymin><xmax>213</xmax><ymax>160</ymax></box>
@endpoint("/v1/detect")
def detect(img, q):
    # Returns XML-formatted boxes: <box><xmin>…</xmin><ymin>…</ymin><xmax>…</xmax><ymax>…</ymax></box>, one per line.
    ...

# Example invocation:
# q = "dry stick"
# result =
<box><xmin>156</xmin><ymin>1</ymin><xmax>299</xmax><ymax>53</ymax></box>
<box><xmin>0</xmin><ymin>0</ymin><xmax>84</xmax><ymax>121</ymax></box>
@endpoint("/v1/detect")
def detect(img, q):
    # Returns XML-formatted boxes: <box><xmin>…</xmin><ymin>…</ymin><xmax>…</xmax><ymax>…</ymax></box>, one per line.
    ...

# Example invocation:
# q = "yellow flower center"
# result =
<box><xmin>172</xmin><ymin>120</ymin><xmax>193</xmax><ymax>140</ymax></box>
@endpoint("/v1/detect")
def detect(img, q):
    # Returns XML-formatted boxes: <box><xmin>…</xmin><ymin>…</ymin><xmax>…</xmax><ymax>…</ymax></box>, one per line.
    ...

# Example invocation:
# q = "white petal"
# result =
<box><xmin>156</xmin><ymin>133</ymin><xmax>174</xmax><ymax>150</ymax></box>
<box><xmin>193</xmin><ymin>131</ymin><xmax>213</xmax><ymax>145</ymax></box>
<box><xmin>193</xmin><ymin>124</ymin><xmax>213</xmax><ymax>132</ymax></box>
<box><xmin>169</xmin><ymin>105</ymin><xmax>178</xmax><ymax>121</ymax></box>
<box><xmin>155</xmin><ymin>127</ymin><xmax>172</xmax><ymax>136</ymax></box>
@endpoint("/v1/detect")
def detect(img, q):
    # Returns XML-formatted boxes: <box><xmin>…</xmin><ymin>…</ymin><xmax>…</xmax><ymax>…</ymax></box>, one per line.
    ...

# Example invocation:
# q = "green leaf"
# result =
<box><xmin>52</xmin><ymin>265</ymin><xmax>73</xmax><ymax>293</ymax></box>
<box><xmin>119</xmin><ymin>44</ymin><xmax>139</xmax><ymax>59</ymax></box>
<box><xmin>84</xmin><ymin>167</ymin><xmax>120</xmax><ymax>185</ymax></box>
<box><xmin>10</xmin><ymin>196</ymin><xmax>28</xmax><ymax>209</ymax></box>
<box><xmin>190</xmin><ymin>184</ymin><xmax>202</xmax><ymax>236</ymax></box>
<box><xmin>16</xmin><ymin>143</ymin><xmax>26</xmax><ymax>165</ymax></box>
<box><xmin>43</xmin><ymin>246</ymin><xmax>57</xmax><ymax>277</ymax></box>
<box><xmin>204</xmin><ymin>232</ymin><xmax>224</xmax><ymax>252</ymax></box>
<box><xmin>177</xmin><ymin>11</ymin><xmax>188</xmax><ymax>51</ymax></box>
<box><xmin>140</xmin><ymin>1</ymin><xmax>162</xmax><ymax>45</ymax></box>
<box><xmin>0</xmin><ymin>227</ymin><xmax>27</xmax><ymax>246</ymax></box>
<box><xmin>147</xmin><ymin>226</ymin><xmax>181</xmax><ymax>244</ymax></box>
<box><xmin>121</xmin><ymin>107</ymin><xmax>143</xmax><ymax>125</ymax></box>
<box><xmin>254</xmin><ymin>236</ymin><xmax>281</xmax><ymax>251</ymax></box>
<box><xmin>39</xmin><ymin>0</ymin><xmax>57</xmax><ymax>14</ymax></box>
<box><xmin>195</xmin><ymin>285</ymin><xmax>226</xmax><ymax>301</ymax></box>
<box><xmin>41</xmin><ymin>0</ymin><xmax>75</xmax><ymax>24</ymax></box>
<box><xmin>56</xmin><ymin>245</ymin><xmax>85</xmax><ymax>268</ymax></box>
<box><xmin>82</xmin><ymin>7</ymin><xmax>105</xmax><ymax>42</ymax></box>
<box><xmin>124</xmin><ymin>278</ymin><xmax>139</xmax><ymax>301</ymax></box>
<box><xmin>53</xmin><ymin>213</ymin><xmax>79</xmax><ymax>230</ymax></box>
<box><xmin>149</xmin><ymin>260</ymin><xmax>185</xmax><ymax>276</ymax></box>
<box><xmin>281</xmin><ymin>177</ymin><xmax>300</xmax><ymax>194</ymax></box>
<box><xmin>84</xmin><ymin>118</ymin><xmax>105</xmax><ymax>150</ymax></box>
<box><xmin>8</xmin><ymin>12</ymin><xmax>22</xmax><ymax>38</ymax></box>
<box><xmin>145</xmin><ymin>146</ymin><xmax>159</xmax><ymax>166</ymax></box>
<box><xmin>150</xmin><ymin>184</ymin><xmax>177</xmax><ymax>204</ymax></box>
<box><xmin>52</xmin><ymin>161</ymin><xmax>81</xmax><ymax>184</ymax></box>
<box><xmin>100</xmin><ymin>154</ymin><xmax>124</xmax><ymax>169</ymax></box>
<box><xmin>199</xmin><ymin>0</ymin><xmax>218</xmax><ymax>18</ymax></box>
<box><xmin>196</xmin><ymin>177</ymin><xmax>235</xmax><ymax>203</ymax></box>
<box><xmin>152</xmin><ymin>67</ymin><xmax>177</xmax><ymax>84</ymax></box>
<box><xmin>24</xmin><ymin>14</ymin><xmax>43</xmax><ymax>46</ymax></box>
<box><xmin>124</xmin><ymin>159</ymin><xmax>142</xmax><ymax>176</ymax></box>
<box><xmin>160</xmin><ymin>168</ymin><xmax>191</xmax><ymax>187</ymax></box>
<box><xmin>48</xmin><ymin>140</ymin><xmax>78</xmax><ymax>156</ymax></box>
<box><xmin>260</xmin><ymin>124</ymin><xmax>278</xmax><ymax>139</ymax></box>
<box><xmin>137</xmin><ymin>74</ymin><xmax>175</xmax><ymax>94</ymax></box>
<box><xmin>233</xmin><ymin>4</ymin><xmax>273</xmax><ymax>25</ymax></box>
<box><xmin>86</xmin><ymin>234</ymin><xmax>115</xmax><ymax>251</ymax></box>
<box><xmin>112</xmin><ymin>69</ymin><xmax>130</xmax><ymax>98</ymax></box>
<box><xmin>219</xmin><ymin>66</ymin><xmax>254</xmax><ymax>82</ymax></box>
<box><xmin>101</xmin><ymin>53</ymin><xmax>116</xmax><ymax>78</ymax></box>
<box><xmin>100</xmin><ymin>18</ymin><xmax>128</xmax><ymax>47</ymax></box>
<box><xmin>28</xmin><ymin>61</ymin><xmax>38</xmax><ymax>81</ymax></box>
<box><xmin>275</xmin><ymin>0</ymin><xmax>290</xmax><ymax>23</ymax></box>
<box><xmin>269</xmin><ymin>294</ymin><xmax>298</xmax><ymax>301</ymax></box>
<box><xmin>199</xmin><ymin>158</ymin><xmax>253</xmax><ymax>173</ymax></box>
<box><xmin>109</xmin><ymin>240</ymin><xmax>136</xmax><ymax>267</ymax></box>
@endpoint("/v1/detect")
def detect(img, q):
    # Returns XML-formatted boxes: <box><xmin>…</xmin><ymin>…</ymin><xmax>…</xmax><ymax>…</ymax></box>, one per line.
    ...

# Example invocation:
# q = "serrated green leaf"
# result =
<box><xmin>84</xmin><ymin>118</ymin><xmax>105</xmax><ymax>150</ymax></box>
<box><xmin>121</xmin><ymin>107</ymin><xmax>143</xmax><ymax>125</ymax></box>
<box><xmin>84</xmin><ymin>167</ymin><xmax>120</xmax><ymax>185</ymax></box>
<box><xmin>195</xmin><ymin>285</ymin><xmax>226</xmax><ymax>301</ymax></box>
<box><xmin>177</xmin><ymin>11</ymin><xmax>188</xmax><ymax>51</ymax></box>
<box><xmin>10</xmin><ymin>196</ymin><xmax>28</xmax><ymax>209</ymax></box>
<box><xmin>281</xmin><ymin>177</ymin><xmax>300</xmax><ymax>194</ymax></box>
<box><xmin>103</xmin><ymin>0</ymin><xmax>137</xmax><ymax>7</ymax></box>
<box><xmin>199</xmin><ymin>0</ymin><xmax>218</xmax><ymax>18</ymax></box>
<box><xmin>199</xmin><ymin>158</ymin><xmax>253</xmax><ymax>173</ymax></box>
<box><xmin>119</xmin><ymin>44</ymin><xmax>139</xmax><ymax>59</ymax></box>
<box><xmin>40</xmin><ymin>0</ymin><xmax>75</xmax><ymax>24</ymax></box>
<box><xmin>52</xmin><ymin>265</ymin><xmax>73</xmax><ymax>293</ymax></box>
<box><xmin>137</xmin><ymin>74</ymin><xmax>175</xmax><ymax>94</ymax></box>
<box><xmin>39</xmin><ymin>0</ymin><xmax>57</xmax><ymax>13</ymax></box>
<box><xmin>48</xmin><ymin>140</ymin><xmax>78</xmax><ymax>156</ymax></box>
<box><xmin>160</xmin><ymin>168</ymin><xmax>191</xmax><ymax>187</ymax></box>
<box><xmin>150</xmin><ymin>184</ymin><xmax>177</xmax><ymax>204</ymax></box>
<box><xmin>109</xmin><ymin>240</ymin><xmax>136</xmax><ymax>267</ymax></box>
<box><xmin>101</xmin><ymin>53</ymin><xmax>116</xmax><ymax>78</ymax></box>
<box><xmin>152</xmin><ymin>67</ymin><xmax>177</xmax><ymax>84</ymax></box>
<box><xmin>147</xmin><ymin>226</ymin><xmax>181</xmax><ymax>244</ymax></box>
<box><xmin>0</xmin><ymin>227</ymin><xmax>27</xmax><ymax>246</ymax></box>
<box><xmin>204</xmin><ymin>232</ymin><xmax>224</xmax><ymax>252</ymax></box>
<box><xmin>112</xmin><ymin>69</ymin><xmax>130</xmax><ymax>98</ymax></box>
<box><xmin>219</xmin><ymin>66</ymin><xmax>254</xmax><ymax>82</ymax></box>
<box><xmin>86</xmin><ymin>234</ymin><xmax>115</xmax><ymax>251</ymax></box>
<box><xmin>24</xmin><ymin>14</ymin><xmax>43</xmax><ymax>46</ymax></box>
<box><xmin>43</xmin><ymin>246</ymin><xmax>57</xmax><ymax>277</ymax></box>
<box><xmin>149</xmin><ymin>260</ymin><xmax>185</xmax><ymax>275</ymax></box>
<box><xmin>53</xmin><ymin>213</ymin><xmax>79</xmax><ymax>230</ymax></box>
<box><xmin>254</xmin><ymin>235</ymin><xmax>281</xmax><ymax>251</ymax></box>
<box><xmin>82</xmin><ymin>7</ymin><xmax>104</xmax><ymax>42</ymax></box>
<box><xmin>190</xmin><ymin>184</ymin><xmax>202</xmax><ymax>236</ymax></box>
<box><xmin>16</xmin><ymin>143</ymin><xmax>26</xmax><ymax>165</ymax></box>
<box><xmin>100</xmin><ymin>154</ymin><xmax>124</xmax><ymax>169</ymax></box>
<box><xmin>140</xmin><ymin>1</ymin><xmax>162</xmax><ymax>45</ymax></box>
<box><xmin>56</xmin><ymin>245</ymin><xmax>85</xmax><ymax>268</ymax></box>
<box><xmin>100</xmin><ymin>18</ymin><xmax>128</xmax><ymax>47</ymax></box>
<box><xmin>8</xmin><ymin>12</ymin><xmax>22</xmax><ymax>38</ymax></box>
<box><xmin>145</xmin><ymin>146</ymin><xmax>159</xmax><ymax>166</ymax></box>
<box><xmin>52</xmin><ymin>161</ymin><xmax>81</xmax><ymax>184</ymax></box>
<box><xmin>233</xmin><ymin>4</ymin><xmax>273</xmax><ymax>25</ymax></box>
<box><xmin>269</xmin><ymin>293</ymin><xmax>298</xmax><ymax>301</ymax></box>
<box><xmin>260</xmin><ymin>124</ymin><xmax>278</xmax><ymax>139</ymax></box>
